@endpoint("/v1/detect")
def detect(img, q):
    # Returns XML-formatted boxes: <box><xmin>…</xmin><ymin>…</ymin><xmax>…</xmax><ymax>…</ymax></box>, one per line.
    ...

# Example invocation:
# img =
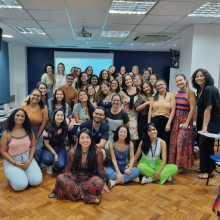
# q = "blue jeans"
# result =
<box><xmin>32</xmin><ymin>125</ymin><xmax>44</xmax><ymax>165</ymax></box>
<box><xmin>4</xmin><ymin>153</ymin><xmax>43</xmax><ymax>191</ymax></box>
<box><xmin>105</xmin><ymin>164</ymin><xmax>140</xmax><ymax>184</ymax></box>
<box><xmin>42</xmin><ymin>147</ymin><xmax>67</xmax><ymax>170</ymax></box>
<box><xmin>47</xmin><ymin>86</ymin><xmax>53</xmax><ymax>100</ymax></box>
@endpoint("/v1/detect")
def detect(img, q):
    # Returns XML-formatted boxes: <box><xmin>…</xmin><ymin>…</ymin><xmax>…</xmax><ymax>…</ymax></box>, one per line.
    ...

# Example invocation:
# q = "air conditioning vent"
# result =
<box><xmin>57</xmin><ymin>45</ymin><xmax>78</xmax><ymax>48</ymax></box>
<box><xmin>132</xmin><ymin>34</ymin><xmax>177</xmax><ymax>43</ymax></box>
<box><xmin>90</xmin><ymin>46</ymin><xmax>110</xmax><ymax>49</ymax></box>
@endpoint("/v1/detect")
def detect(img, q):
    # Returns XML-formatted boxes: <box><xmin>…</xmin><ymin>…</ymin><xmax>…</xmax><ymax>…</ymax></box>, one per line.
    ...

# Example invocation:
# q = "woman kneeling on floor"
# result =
<box><xmin>130</xmin><ymin>123</ymin><xmax>178</xmax><ymax>184</ymax></box>
<box><xmin>105</xmin><ymin>125</ymin><xmax>140</xmax><ymax>188</ymax></box>
<box><xmin>48</xmin><ymin>128</ymin><xmax>105</xmax><ymax>204</ymax></box>
<box><xmin>1</xmin><ymin>109</ymin><xmax>42</xmax><ymax>191</ymax></box>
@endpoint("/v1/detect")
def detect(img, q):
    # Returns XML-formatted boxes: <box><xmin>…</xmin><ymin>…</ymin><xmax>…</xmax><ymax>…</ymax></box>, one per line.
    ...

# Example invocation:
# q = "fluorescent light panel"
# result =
<box><xmin>2</xmin><ymin>34</ymin><xmax>13</xmax><ymax>37</ymax></box>
<box><xmin>0</xmin><ymin>0</ymin><xmax>22</xmax><ymax>8</ymax></box>
<box><xmin>102</xmin><ymin>31</ymin><xmax>130</xmax><ymax>37</ymax></box>
<box><xmin>188</xmin><ymin>2</ymin><xmax>220</xmax><ymax>17</ymax></box>
<box><xmin>13</xmin><ymin>27</ymin><xmax>46</xmax><ymax>35</ymax></box>
<box><xmin>109</xmin><ymin>0</ymin><xmax>157</xmax><ymax>15</ymax></box>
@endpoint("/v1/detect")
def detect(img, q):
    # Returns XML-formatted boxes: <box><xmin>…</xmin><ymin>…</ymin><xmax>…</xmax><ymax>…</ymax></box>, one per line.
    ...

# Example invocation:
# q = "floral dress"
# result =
<box><xmin>51</xmin><ymin>147</ymin><xmax>105</xmax><ymax>204</ymax></box>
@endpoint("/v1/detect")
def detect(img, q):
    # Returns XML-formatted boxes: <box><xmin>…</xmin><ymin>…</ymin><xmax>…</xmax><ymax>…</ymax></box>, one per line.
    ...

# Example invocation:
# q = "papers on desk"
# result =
<box><xmin>198</xmin><ymin>132</ymin><xmax>220</xmax><ymax>139</ymax></box>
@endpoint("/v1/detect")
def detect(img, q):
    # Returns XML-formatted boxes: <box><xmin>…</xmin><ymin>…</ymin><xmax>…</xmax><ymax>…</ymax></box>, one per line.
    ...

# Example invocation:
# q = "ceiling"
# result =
<box><xmin>1</xmin><ymin>0</ymin><xmax>220</xmax><ymax>51</ymax></box>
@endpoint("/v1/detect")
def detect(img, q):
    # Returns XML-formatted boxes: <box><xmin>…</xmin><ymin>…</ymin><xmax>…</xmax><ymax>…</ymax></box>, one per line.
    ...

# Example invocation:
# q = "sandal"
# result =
<box><xmin>48</xmin><ymin>193</ymin><xmax>57</xmax><ymax>198</ymax></box>
<box><xmin>194</xmin><ymin>168</ymin><xmax>202</xmax><ymax>173</ymax></box>
<box><xmin>198</xmin><ymin>173</ymin><xmax>214</xmax><ymax>179</ymax></box>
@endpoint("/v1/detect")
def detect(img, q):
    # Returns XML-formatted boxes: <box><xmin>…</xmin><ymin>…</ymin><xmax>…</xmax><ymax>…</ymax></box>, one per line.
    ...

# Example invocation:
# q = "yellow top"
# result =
<box><xmin>24</xmin><ymin>104</ymin><xmax>43</xmax><ymax>126</ymax></box>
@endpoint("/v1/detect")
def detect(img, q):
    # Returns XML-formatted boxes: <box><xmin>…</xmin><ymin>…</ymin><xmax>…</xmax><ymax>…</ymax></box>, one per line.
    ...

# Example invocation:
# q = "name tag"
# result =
<box><xmin>151</xmin><ymin>160</ymin><xmax>155</xmax><ymax>168</ymax></box>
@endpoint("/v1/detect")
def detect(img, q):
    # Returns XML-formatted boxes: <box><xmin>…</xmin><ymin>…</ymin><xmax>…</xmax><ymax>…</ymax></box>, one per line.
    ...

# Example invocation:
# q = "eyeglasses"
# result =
<box><xmin>156</xmin><ymin>84</ymin><xmax>165</xmax><ymax>88</ymax></box>
<box><xmin>112</xmin><ymin>100</ymin><xmax>120</xmax><ymax>102</ymax></box>
<box><xmin>31</xmin><ymin>94</ymin><xmax>41</xmax><ymax>98</ymax></box>
<box><xmin>94</xmin><ymin>112</ymin><xmax>104</xmax><ymax>117</ymax></box>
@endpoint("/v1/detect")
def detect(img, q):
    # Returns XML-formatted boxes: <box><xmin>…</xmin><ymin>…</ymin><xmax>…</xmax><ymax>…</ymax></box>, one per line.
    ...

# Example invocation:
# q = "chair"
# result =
<box><xmin>206</xmin><ymin>154</ymin><xmax>220</xmax><ymax>186</ymax></box>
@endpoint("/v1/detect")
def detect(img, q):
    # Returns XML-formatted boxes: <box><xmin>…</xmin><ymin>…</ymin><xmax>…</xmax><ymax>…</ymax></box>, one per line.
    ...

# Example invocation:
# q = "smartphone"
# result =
<box><xmin>179</xmin><ymin>124</ymin><xmax>190</xmax><ymax>128</ymax></box>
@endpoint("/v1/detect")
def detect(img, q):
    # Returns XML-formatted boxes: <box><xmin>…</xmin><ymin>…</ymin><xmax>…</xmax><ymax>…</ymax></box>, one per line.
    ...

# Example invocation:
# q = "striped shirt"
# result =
<box><xmin>175</xmin><ymin>91</ymin><xmax>190</xmax><ymax>111</ymax></box>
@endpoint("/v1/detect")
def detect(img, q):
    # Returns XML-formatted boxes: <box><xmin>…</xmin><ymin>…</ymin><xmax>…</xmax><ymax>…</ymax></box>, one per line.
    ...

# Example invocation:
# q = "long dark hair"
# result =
<box><xmin>191</xmin><ymin>68</ymin><xmax>214</xmax><ymax>95</ymax></box>
<box><xmin>141</xmin><ymin>80</ymin><xmax>154</xmax><ymax>96</ymax></box>
<box><xmin>88</xmin><ymin>74</ymin><xmax>100</xmax><ymax>86</ymax></box>
<box><xmin>113</xmin><ymin>125</ymin><xmax>130</xmax><ymax>145</ymax></box>
<box><xmin>99</xmin><ymin>69</ymin><xmax>111</xmax><ymax>84</ymax></box>
<box><xmin>74</xmin><ymin>128</ymin><xmax>97</xmax><ymax>173</ymax></box>
<box><xmin>36</xmin><ymin>82</ymin><xmax>48</xmax><ymax>103</ymax></box>
<box><xmin>85</xmin><ymin>66</ymin><xmax>93</xmax><ymax>75</ymax></box>
<box><xmin>47</xmin><ymin>109</ymin><xmax>67</xmax><ymax>141</ymax></box>
<box><xmin>6</xmin><ymin>108</ymin><xmax>33</xmax><ymax>140</ymax></box>
<box><xmin>120</xmin><ymin>66</ymin><xmax>127</xmax><ymax>75</ymax></box>
<box><xmin>52</xmin><ymin>88</ymin><xmax>66</xmax><ymax>114</ymax></box>
<box><xmin>78</xmin><ymin>90</ymin><xmax>95</xmax><ymax>119</ymax></box>
<box><xmin>154</xmin><ymin>79</ymin><xmax>169</xmax><ymax>101</ymax></box>
<box><xmin>86</xmin><ymin>84</ymin><xmax>96</xmax><ymax>100</ymax></box>
<box><xmin>148</xmin><ymin>67</ymin><xmax>155</xmax><ymax>74</ymax></box>
<box><xmin>95</xmin><ymin>82</ymin><xmax>114</xmax><ymax>104</ymax></box>
<box><xmin>111</xmin><ymin>79</ymin><xmax>120</xmax><ymax>93</ymax></box>
<box><xmin>26</xmin><ymin>89</ymin><xmax>45</xmax><ymax>109</ymax></box>
<box><xmin>108</xmin><ymin>65</ymin><xmax>117</xmax><ymax>78</ymax></box>
<box><xmin>141</xmin><ymin>123</ymin><xmax>157</xmax><ymax>155</ymax></box>
<box><xmin>76</xmin><ymin>72</ymin><xmax>88</xmax><ymax>90</ymax></box>
<box><xmin>122</xmin><ymin>73</ymin><xmax>133</xmax><ymax>90</ymax></box>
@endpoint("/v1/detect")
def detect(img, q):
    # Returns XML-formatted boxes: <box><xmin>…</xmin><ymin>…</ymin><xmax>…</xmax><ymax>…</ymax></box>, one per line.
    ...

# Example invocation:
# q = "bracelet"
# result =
<box><xmin>130</xmin><ymin>167</ymin><xmax>133</xmax><ymax>170</ymax></box>
<box><xmin>14</xmin><ymin>161</ymin><xmax>16</xmax><ymax>166</ymax></box>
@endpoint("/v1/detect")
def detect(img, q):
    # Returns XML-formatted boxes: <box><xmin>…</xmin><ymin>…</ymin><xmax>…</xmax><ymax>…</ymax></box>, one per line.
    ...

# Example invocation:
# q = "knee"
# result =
<box><xmin>132</xmin><ymin>167</ymin><xmax>140</xmax><ymax>176</ymax></box>
<box><xmin>11</xmin><ymin>179</ymin><xmax>28</xmax><ymax>191</ymax></box>
<box><xmin>105</xmin><ymin>168</ymin><xmax>115</xmax><ymax>179</ymax></box>
<box><xmin>55</xmin><ymin>162</ymin><xmax>66</xmax><ymax>171</ymax></box>
<box><xmin>42</xmin><ymin>156</ymin><xmax>53</xmax><ymax>166</ymax></box>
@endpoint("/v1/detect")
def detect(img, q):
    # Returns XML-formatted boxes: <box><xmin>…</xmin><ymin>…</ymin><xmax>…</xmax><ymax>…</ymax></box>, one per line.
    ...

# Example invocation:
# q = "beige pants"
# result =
<box><xmin>101</xmin><ymin>149</ymin><xmax>106</xmax><ymax>161</ymax></box>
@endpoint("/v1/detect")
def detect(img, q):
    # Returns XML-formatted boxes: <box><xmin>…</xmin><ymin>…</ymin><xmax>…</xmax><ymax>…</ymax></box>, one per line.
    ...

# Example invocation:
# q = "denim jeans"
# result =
<box><xmin>47</xmin><ymin>86</ymin><xmax>53</xmax><ymax>100</ymax></box>
<box><xmin>4</xmin><ymin>153</ymin><xmax>43</xmax><ymax>191</ymax></box>
<box><xmin>32</xmin><ymin>125</ymin><xmax>44</xmax><ymax>165</ymax></box>
<box><xmin>42</xmin><ymin>147</ymin><xmax>67</xmax><ymax>170</ymax></box>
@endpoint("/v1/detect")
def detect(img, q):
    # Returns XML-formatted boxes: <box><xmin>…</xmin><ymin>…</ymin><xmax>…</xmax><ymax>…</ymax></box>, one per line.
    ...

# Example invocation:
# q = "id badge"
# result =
<box><xmin>151</xmin><ymin>160</ymin><xmax>155</xmax><ymax>168</ymax></box>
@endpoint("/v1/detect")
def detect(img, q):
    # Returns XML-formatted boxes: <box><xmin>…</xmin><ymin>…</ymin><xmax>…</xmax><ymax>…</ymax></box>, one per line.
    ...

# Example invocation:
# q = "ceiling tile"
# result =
<box><xmin>149</xmin><ymin>2</ymin><xmax>205</xmax><ymax>16</ymax></box>
<box><xmin>142</xmin><ymin>42</ymin><xmax>166</xmax><ymax>47</ymax></box>
<box><xmin>106</xmin><ymin>14</ymin><xmax>145</xmax><ymax>25</ymax></box>
<box><xmin>73</xmin><ymin>30</ymin><xmax>102</xmax><ymax>37</ymax></box>
<box><xmin>133</xmin><ymin>25</ymin><xmax>169</xmax><ymax>33</ymax></box>
<box><xmin>74</xmin><ymin>41</ymin><xmax>100</xmax><ymax>45</ymax></box>
<box><xmin>29</xmin><ymin>39</ymin><xmax>55</xmax><ymax>43</ymax></box>
<box><xmin>121</xmin><ymin>42</ymin><xmax>144</xmax><ymax>47</ymax></box>
<box><xmin>71</xmin><ymin>22</ymin><xmax>104</xmax><ymax>30</ymax></box>
<box><xmin>21</xmin><ymin>34</ymin><xmax>50</xmax><ymax>39</ymax></box>
<box><xmin>65</xmin><ymin>0</ymin><xmax>111</xmax><ymax>13</ymax></box>
<box><xmin>99</xmin><ymin>41</ymin><xmax>122</xmax><ymax>46</ymax></box>
<box><xmin>101</xmin><ymin>37</ymin><xmax>126</xmax><ymax>42</ymax></box>
<box><xmin>27</xmin><ymin>10</ymin><xmax>68</xmax><ymax>21</ymax></box>
<box><xmin>68</xmin><ymin>11</ymin><xmax>106</xmax><ymax>23</ymax></box>
<box><xmin>0</xmin><ymin>9</ymin><xmax>32</xmax><ymax>19</ymax></box>
<box><xmin>44</xmin><ymin>29</ymin><xmax>72</xmax><ymax>35</ymax></box>
<box><xmin>49</xmin><ymin>35</ymin><xmax>75</xmax><ymax>40</ymax></box>
<box><xmin>140</xmin><ymin>15</ymin><xmax>183</xmax><ymax>25</ymax></box>
<box><xmin>161</xmin><ymin>25</ymin><xmax>188</xmax><ymax>33</ymax></box>
<box><xmin>19</xmin><ymin>0</ymin><xmax>65</xmax><ymax>10</ymax></box>
<box><xmin>104</xmin><ymin>24</ymin><xmax>136</xmax><ymax>31</ymax></box>
<box><xmin>37</xmin><ymin>21</ymin><xmax>71</xmax><ymax>29</ymax></box>
<box><xmin>53</xmin><ymin>40</ymin><xmax>76</xmax><ymax>44</ymax></box>
<box><xmin>2</xmin><ymin>19</ymin><xmax>40</xmax><ymax>28</ymax></box>
<box><xmin>175</xmin><ymin>17</ymin><xmax>220</xmax><ymax>25</ymax></box>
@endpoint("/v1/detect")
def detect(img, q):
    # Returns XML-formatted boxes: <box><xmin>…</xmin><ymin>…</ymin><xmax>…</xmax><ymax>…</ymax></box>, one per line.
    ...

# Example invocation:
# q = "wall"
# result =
<box><xmin>27</xmin><ymin>47</ymin><xmax>170</xmax><ymax>93</ymax></box>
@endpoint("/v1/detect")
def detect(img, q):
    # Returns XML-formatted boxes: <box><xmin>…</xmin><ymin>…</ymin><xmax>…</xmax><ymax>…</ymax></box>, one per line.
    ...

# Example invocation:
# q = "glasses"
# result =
<box><xmin>31</xmin><ymin>94</ymin><xmax>41</xmax><ymax>98</ymax></box>
<box><xmin>94</xmin><ymin>112</ymin><xmax>104</xmax><ymax>117</ymax></box>
<box><xmin>156</xmin><ymin>84</ymin><xmax>165</xmax><ymax>88</ymax></box>
<box><xmin>112</xmin><ymin>99</ymin><xmax>120</xmax><ymax>102</ymax></box>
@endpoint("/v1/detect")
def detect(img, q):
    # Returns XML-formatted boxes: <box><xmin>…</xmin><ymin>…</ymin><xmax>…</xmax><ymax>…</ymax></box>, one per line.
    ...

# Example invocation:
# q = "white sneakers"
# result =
<box><xmin>132</xmin><ymin>177</ymin><xmax>140</xmax><ymax>183</ymax></box>
<box><xmin>141</xmin><ymin>176</ymin><xmax>152</xmax><ymax>184</ymax></box>
<box><xmin>46</xmin><ymin>165</ymin><xmax>53</xmax><ymax>174</ymax></box>
<box><xmin>166</xmin><ymin>176</ymin><xmax>172</xmax><ymax>182</ymax></box>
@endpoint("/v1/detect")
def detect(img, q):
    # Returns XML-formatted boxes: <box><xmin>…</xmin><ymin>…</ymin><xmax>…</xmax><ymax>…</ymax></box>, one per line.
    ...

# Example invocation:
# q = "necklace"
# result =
<box><xmin>82</xmin><ymin>150</ymin><xmax>88</xmax><ymax>157</ymax></box>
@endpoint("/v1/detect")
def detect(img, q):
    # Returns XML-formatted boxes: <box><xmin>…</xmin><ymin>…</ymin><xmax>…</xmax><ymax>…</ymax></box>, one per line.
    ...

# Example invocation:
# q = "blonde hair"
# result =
<box><xmin>175</xmin><ymin>74</ymin><xmax>192</xmax><ymax>100</ymax></box>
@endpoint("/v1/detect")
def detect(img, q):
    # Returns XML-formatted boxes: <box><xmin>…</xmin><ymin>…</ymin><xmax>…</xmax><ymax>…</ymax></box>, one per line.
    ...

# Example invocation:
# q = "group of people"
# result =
<box><xmin>1</xmin><ymin>62</ymin><xmax>220</xmax><ymax>204</ymax></box>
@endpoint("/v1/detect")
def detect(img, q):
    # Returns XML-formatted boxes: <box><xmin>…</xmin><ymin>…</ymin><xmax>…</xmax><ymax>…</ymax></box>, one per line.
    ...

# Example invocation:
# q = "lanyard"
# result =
<box><xmin>81</xmin><ymin>103</ymin><xmax>89</xmax><ymax>120</ymax></box>
<box><xmin>103</xmin><ymin>93</ymin><xmax>112</xmax><ymax>105</ymax></box>
<box><xmin>92</xmin><ymin>124</ymin><xmax>101</xmax><ymax>136</ymax></box>
<box><xmin>197</xmin><ymin>89</ymin><xmax>203</xmax><ymax>103</ymax></box>
<box><xmin>150</xmin><ymin>138</ymin><xmax>158</xmax><ymax>158</ymax></box>
<box><xmin>58</xmin><ymin>74</ymin><xmax>64</xmax><ymax>83</ymax></box>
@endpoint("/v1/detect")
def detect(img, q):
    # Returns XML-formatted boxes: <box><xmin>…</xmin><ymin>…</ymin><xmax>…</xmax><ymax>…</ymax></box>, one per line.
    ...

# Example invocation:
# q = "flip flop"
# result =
<box><xmin>194</xmin><ymin>168</ymin><xmax>202</xmax><ymax>173</ymax></box>
<box><xmin>198</xmin><ymin>173</ymin><xmax>214</xmax><ymax>179</ymax></box>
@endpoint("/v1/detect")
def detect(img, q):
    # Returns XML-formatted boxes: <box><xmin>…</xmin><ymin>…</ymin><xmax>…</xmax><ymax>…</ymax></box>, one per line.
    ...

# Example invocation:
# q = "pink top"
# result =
<box><xmin>8</xmin><ymin>134</ymin><xmax>31</xmax><ymax>156</ymax></box>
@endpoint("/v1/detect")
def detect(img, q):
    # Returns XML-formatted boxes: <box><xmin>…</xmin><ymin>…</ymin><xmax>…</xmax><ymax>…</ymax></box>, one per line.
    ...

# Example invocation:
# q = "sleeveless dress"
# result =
<box><xmin>168</xmin><ymin>91</ymin><xmax>194</xmax><ymax>168</ymax></box>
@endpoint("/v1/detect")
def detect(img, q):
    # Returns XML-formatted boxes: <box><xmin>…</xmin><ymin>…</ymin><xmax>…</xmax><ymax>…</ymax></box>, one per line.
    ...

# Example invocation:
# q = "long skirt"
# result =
<box><xmin>52</xmin><ymin>172</ymin><xmax>104</xmax><ymax>204</ymax></box>
<box><xmin>168</xmin><ymin>109</ymin><xmax>194</xmax><ymax>168</ymax></box>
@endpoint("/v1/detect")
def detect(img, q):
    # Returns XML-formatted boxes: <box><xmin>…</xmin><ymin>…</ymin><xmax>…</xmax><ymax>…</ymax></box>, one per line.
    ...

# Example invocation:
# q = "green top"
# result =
<box><xmin>41</xmin><ymin>73</ymin><xmax>54</xmax><ymax>87</ymax></box>
<box><xmin>73</xmin><ymin>103</ymin><xmax>97</xmax><ymax>120</ymax></box>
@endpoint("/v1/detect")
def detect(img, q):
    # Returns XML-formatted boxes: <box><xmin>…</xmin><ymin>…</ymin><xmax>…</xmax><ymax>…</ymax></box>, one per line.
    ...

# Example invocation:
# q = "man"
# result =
<box><xmin>70</xmin><ymin>67</ymin><xmax>77</xmax><ymax>88</ymax></box>
<box><xmin>78</xmin><ymin>106</ymin><xmax>109</xmax><ymax>160</ymax></box>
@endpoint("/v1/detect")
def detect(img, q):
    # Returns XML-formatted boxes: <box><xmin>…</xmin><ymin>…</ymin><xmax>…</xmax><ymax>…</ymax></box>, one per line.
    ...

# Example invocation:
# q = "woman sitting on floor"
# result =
<box><xmin>0</xmin><ymin>108</ymin><xmax>42</xmax><ymax>191</ymax></box>
<box><xmin>48</xmin><ymin>128</ymin><xmax>106</xmax><ymax>204</ymax></box>
<box><xmin>105</xmin><ymin>125</ymin><xmax>140</xmax><ymax>188</ymax></box>
<box><xmin>130</xmin><ymin>123</ymin><xmax>178</xmax><ymax>185</ymax></box>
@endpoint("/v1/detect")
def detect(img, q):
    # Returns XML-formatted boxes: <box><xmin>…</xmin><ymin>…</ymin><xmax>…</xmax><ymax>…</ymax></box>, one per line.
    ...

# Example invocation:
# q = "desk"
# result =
<box><xmin>199</xmin><ymin>132</ymin><xmax>220</xmax><ymax>139</ymax></box>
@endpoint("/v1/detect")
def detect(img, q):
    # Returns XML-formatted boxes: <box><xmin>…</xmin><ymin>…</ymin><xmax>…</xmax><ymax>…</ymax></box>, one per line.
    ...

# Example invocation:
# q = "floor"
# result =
<box><xmin>0</xmin><ymin>150</ymin><xmax>219</xmax><ymax>220</ymax></box>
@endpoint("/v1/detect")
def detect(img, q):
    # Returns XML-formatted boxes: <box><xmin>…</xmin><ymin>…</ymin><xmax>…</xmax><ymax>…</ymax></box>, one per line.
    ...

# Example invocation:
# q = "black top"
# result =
<box><xmin>43</xmin><ymin>125</ymin><xmax>65</xmax><ymax>148</ymax></box>
<box><xmin>197</xmin><ymin>85</ymin><xmax>220</xmax><ymax>121</ymax></box>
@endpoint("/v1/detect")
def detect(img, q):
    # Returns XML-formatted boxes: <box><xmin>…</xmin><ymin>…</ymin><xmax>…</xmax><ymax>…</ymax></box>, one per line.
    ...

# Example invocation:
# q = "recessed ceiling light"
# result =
<box><xmin>174</xmin><ymin>45</ymin><xmax>176</xmax><ymax>46</ymax></box>
<box><xmin>87</xmin><ymin>42</ymin><xmax>89</xmax><ymax>43</ymax></box>
<box><xmin>2</xmin><ymin>34</ymin><xmax>13</xmax><ymax>38</ymax></box>
<box><xmin>109</xmin><ymin>43</ymin><xmax>111</xmax><ymax>44</ymax></box>
<box><xmin>102</xmin><ymin>31</ymin><xmax>130</xmax><ymax>38</ymax></box>
<box><xmin>152</xmin><ymin>44</ymin><xmax>154</xmax><ymax>46</ymax></box>
<box><xmin>188</xmin><ymin>2</ymin><xmax>220</xmax><ymax>17</ymax></box>
<box><xmin>109</xmin><ymin>0</ymin><xmax>157</xmax><ymax>15</ymax></box>
<box><xmin>0</xmin><ymin>0</ymin><xmax>22</xmax><ymax>8</ymax></box>
<box><xmin>131</xmin><ymin>43</ymin><xmax>133</xmax><ymax>45</ymax></box>
<box><xmin>13</xmin><ymin>27</ymin><xmax>46</xmax><ymax>35</ymax></box>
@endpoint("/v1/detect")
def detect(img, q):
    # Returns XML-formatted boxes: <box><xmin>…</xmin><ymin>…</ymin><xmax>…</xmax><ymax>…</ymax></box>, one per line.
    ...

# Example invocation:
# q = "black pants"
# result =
<box><xmin>197</xmin><ymin>117</ymin><xmax>219</xmax><ymax>173</ymax></box>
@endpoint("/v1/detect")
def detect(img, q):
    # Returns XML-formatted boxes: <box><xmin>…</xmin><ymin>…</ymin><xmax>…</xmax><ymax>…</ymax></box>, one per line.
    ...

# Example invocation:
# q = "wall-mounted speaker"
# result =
<box><xmin>0</xmin><ymin>28</ymin><xmax>2</xmax><ymax>52</ymax></box>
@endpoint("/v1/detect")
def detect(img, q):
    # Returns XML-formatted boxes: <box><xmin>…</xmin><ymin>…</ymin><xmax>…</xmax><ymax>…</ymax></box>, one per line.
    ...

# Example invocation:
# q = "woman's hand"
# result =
<box><xmin>68</xmin><ymin>124</ymin><xmax>74</xmax><ymax>131</ymax></box>
<box><xmin>181</xmin><ymin>122</ymin><xmax>189</xmax><ymax>130</ymax></box>
<box><xmin>125</xmin><ymin>164</ymin><xmax>130</xmax><ymax>169</ymax></box>
<box><xmin>165</xmin><ymin>123</ymin><xmax>171</xmax><ymax>132</ymax></box>
<box><xmin>54</xmin><ymin>153</ymin><xmax>58</xmax><ymax>164</ymax></box>
<box><xmin>154</xmin><ymin>172</ymin><xmax>161</xmax><ymax>181</ymax></box>
<box><xmin>15</xmin><ymin>161</ymin><xmax>26</xmax><ymax>169</ymax></box>
<box><xmin>23</xmin><ymin>159</ymin><xmax>32</xmax><ymax>169</ymax></box>
<box><xmin>125</xmin><ymin>168</ymin><xmax>131</xmax><ymax>175</ymax></box>
<box><xmin>117</xmin><ymin>173</ymin><xmax>124</xmax><ymax>183</ymax></box>
<box><xmin>199</xmin><ymin>126</ymin><xmax>208</xmax><ymax>133</ymax></box>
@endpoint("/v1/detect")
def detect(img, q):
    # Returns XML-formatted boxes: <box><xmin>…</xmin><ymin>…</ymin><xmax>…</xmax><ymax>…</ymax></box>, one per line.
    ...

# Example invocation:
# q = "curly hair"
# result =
<box><xmin>6</xmin><ymin>108</ymin><xmax>33</xmax><ymax>140</ymax></box>
<box><xmin>95</xmin><ymin>82</ymin><xmax>114</xmax><ymax>104</ymax></box>
<box><xmin>43</xmin><ymin>61</ymin><xmax>54</xmax><ymax>72</ymax></box>
<box><xmin>191</xmin><ymin>68</ymin><xmax>214</xmax><ymax>94</ymax></box>
<box><xmin>98</xmin><ymin>69</ymin><xmax>111</xmax><ymax>84</ymax></box>
<box><xmin>26</xmin><ymin>89</ymin><xmax>45</xmax><ymax>109</ymax></box>
<box><xmin>88</xmin><ymin>74</ymin><xmax>100</xmax><ymax>86</ymax></box>
<box><xmin>113</xmin><ymin>125</ymin><xmax>130</xmax><ymax>145</ymax></box>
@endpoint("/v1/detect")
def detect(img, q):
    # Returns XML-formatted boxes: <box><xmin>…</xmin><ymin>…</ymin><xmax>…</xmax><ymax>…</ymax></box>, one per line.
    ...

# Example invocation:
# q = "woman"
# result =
<box><xmin>105</xmin><ymin>94</ymin><xmax>130</xmax><ymax>158</ymax></box>
<box><xmin>149</xmin><ymin>74</ymin><xmax>159</xmax><ymax>93</ymax></box>
<box><xmin>76</xmin><ymin>72</ymin><xmax>89</xmax><ymax>91</ymax></box>
<box><xmin>148</xmin><ymin>67</ymin><xmax>155</xmax><ymax>74</ymax></box>
<box><xmin>89</xmin><ymin>74</ymin><xmax>100</xmax><ymax>93</ymax></box>
<box><xmin>130</xmin><ymin>123</ymin><xmax>178</xmax><ymax>184</ymax></box>
<box><xmin>108</xmin><ymin>65</ymin><xmax>117</xmax><ymax>79</ymax></box>
<box><xmin>132</xmin><ymin>65</ymin><xmax>139</xmax><ymax>76</ymax></box>
<box><xmin>148</xmin><ymin>79</ymin><xmax>176</xmax><ymax>156</ymax></box>
<box><xmin>191</xmin><ymin>69</ymin><xmax>220</xmax><ymax>179</ymax></box>
<box><xmin>120</xmin><ymin>66</ymin><xmax>127</xmax><ymax>77</ymax></box>
<box><xmin>85</xmin><ymin>66</ymin><xmax>93</xmax><ymax>78</ymax></box>
<box><xmin>20</xmin><ymin>89</ymin><xmax>48</xmax><ymax>167</ymax></box>
<box><xmin>120</xmin><ymin>74</ymin><xmax>139</xmax><ymax>146</ymax></box>
<box><xmin>48</xmin><ymin>88</ymin><xmax>68</xmax><ymax>121</ymax></box>
<box><xmin>169</xmin><ymin>74</ymin><xmax>196</xmax><ymax>172</ymax></box>
<box><xmin>73</xmin><ymin>90</ymin><xmax>96</xmax><ymax>123</ymax></box>
<box><xmin>134</xmin><ymin>80</ymin><xmax>154</xmax><ymax>142</ymax></box>
<box><xmin>142</xmin><ymin>69</ymin><xmax>151</xmax><ymax>81</ymax></box>
<box><xmin>95</xmin><ymin>82</ymin><xmax>115</xmax><ymax>110</ymax></box>
<box><xmin>134</xmin><ymin>74</ymin><xmax>143</xmax><ymax>90</ymax></box>
<box><xmin>110</xmin><ymin>79</ymin><xmax>120</xmax><ymax>93</ymax></box>
<box><xmin>0</xmin><ymin>109</ymin><xmax>42</xmax><ymax>191</ymax></box>
<box><xmin>105</xmin><ymin>125</ymin><xmax>140</xmax><ymax>188</ymax></box>
<box><xmin>98</xmin><ymin>70</ymin><xmax>111</xmax><ymax>84</ymax></box>
<box><xmin>53</xmin><ymin>63</ymin><xmax>67</xmax><ymax>91</ymax></box>
<box><xmin>86</xmin><ymin>84</ymin><xmax>96</xmax><ymax>103</ymax></box>
<box><xmin>116</xmin><ymin>73</ymin><xmax>122</xmax><ymax>85</ymax></box>
<box><xmin>48</xmin><ymin>128</ymin><xmax>105</xmax><ymax>204</ymax></box>
<box><xmin>41</xmin><ymin>62</ymin><xmax>54</xmax><ymax>99</ymax></box>
<box><xmin>42</xmin><ymin>109</ymin><xmax>68</xmax><ymax>174</ymax></box>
